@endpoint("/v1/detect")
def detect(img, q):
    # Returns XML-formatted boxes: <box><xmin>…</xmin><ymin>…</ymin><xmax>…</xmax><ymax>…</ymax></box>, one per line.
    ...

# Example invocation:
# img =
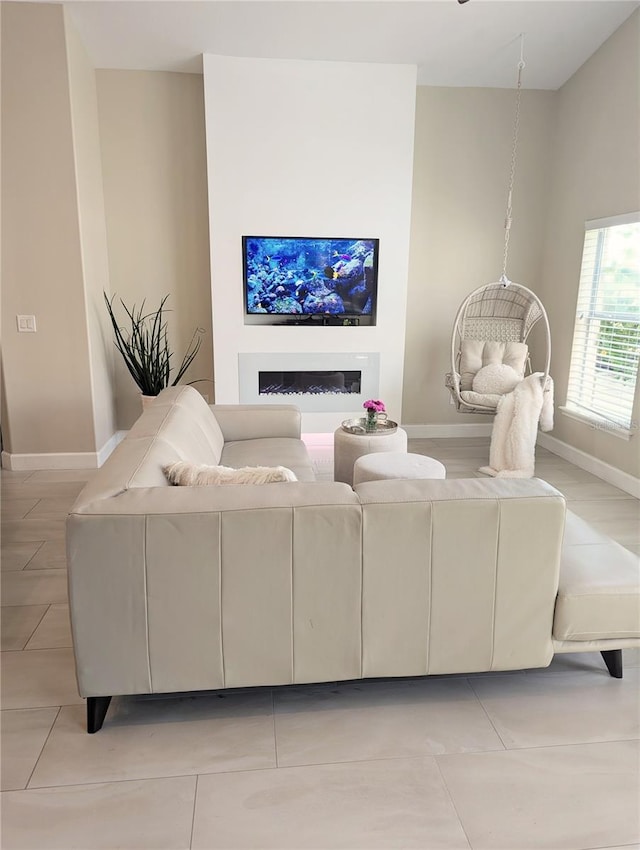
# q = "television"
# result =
<box><xmin>243</xmin><ymin>236</ymin><xmax>379</xmax><ymax>325</ymax></box>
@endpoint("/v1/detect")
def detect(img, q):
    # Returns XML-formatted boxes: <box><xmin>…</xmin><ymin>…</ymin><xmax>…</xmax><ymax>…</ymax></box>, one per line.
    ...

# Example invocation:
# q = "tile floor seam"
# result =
<box><xmin>22</xmin><ymin>644</ymin><xmax>72</xmax><ymax>653</ymax></box>
<box><xmin>465</xmin><ymin>676</ymin><xmax>508</xmax><ymax>750</ymax></box>
<box><xmin>432</xmin><ymin>755</ymin><xmax>473</xmax><ymax>850</ymax></box>
<box><xmin>24</xmin><ymin>705</ymin><xmax>61</xmax><ymax>791</ymax></box>
<box><xmin>432</xmin><ymin>751</ymin><xmax>639</xmax><ymax>850</ymax></box>
<box><xmin>20</xmin><ymin>603</ymin><xmax>51</xmax><ymax>651</ymax></box>
<box><xmin>465</xmin><ymin>677</ymin><xmax>640</xmax><ymax>751</ymax></box>
<box><xmin>189</xmin><ymin>774</ymin><xmax>199</xmax><ymax>850</ymax></box>
<box><xmin>22</xmin><ymin>498</ymin><xmax>43</xmax><ymax>520</ymax></box>
<box><xmin>0</xmin><ymin>699</ymin><xmax>82</xmax><ymax>710</ymax></box>
<box><xmin>1</xmin><ymin>646</ymin><xmax>71</xmax><ymax>655</ymax></box>
<box><xmin>487</xmin><ymin>735</ymin><xmax>640</xmax><ymax>752</ymax></box>
<box><xmin>253</xmin><ymin>749</ymin><xmax>509</xmax><ymax>771</ymax></box>
<box><xmin>26</xmin><ymin>765</ymin><xmax>284</xmax><ymax>791</ymax></box>
<box><xmin>434</xmin><ymin>738</ymin><xmax>640</xmax><ymax>759</ymax></box>
<box><xmin>588</xmin><ymin>843</ymin><xmax>640</xmax><ymax>850</ymax></box>
<box><xmin>0</xmin><ymin>601</ymin><xmax>51</xmax><ymax>610</ymax></box>
<box><xmin>29</xmin><ymin>705</ymin><xmax>518</xmax><ymax>788</ymax></box>
<box><xmin>192</xmin><ymin>755</ymin><xmax>436</xmax><ymax>782</ymax></box>
<box><xmin>2</xmin><ymin>648</ymin><xmax>38</xmax><ymax>654</ymax></box>
<box><xmin>22</xmin><ymin>540</ymin><xmax>47</xmax><ymax>570</ymax></box>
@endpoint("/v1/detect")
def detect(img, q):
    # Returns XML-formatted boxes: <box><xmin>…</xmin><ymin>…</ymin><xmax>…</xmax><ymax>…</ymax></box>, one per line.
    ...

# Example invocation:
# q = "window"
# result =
<box><xmin>565</xmin><ymin>212</ymin><xmax>640</xmax><ymax>433</ymax></box>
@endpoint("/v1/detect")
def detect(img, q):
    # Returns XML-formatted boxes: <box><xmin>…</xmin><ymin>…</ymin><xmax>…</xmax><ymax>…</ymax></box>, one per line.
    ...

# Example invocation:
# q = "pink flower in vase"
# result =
<box><xmin>363</xmin><ymin>399</ymin><xmax>386</xmax><ymax>431</ymax></box>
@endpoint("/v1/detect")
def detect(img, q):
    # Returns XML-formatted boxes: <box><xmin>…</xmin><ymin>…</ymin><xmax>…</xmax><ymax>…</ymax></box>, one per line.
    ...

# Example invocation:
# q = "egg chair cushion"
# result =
<box><xmin>459</xmin><ymin>390</ymin><xmax>502</xmax><ymax>410</ymax></box>
<box><xmin>472</xmin><ymin>363</ymin><xmax>522</xmax><ymax>396</ymax></box>
<box><xmin>459</xmin><ymin>340</ymin><xmax>528</xmax><ymax>391</ymax></box>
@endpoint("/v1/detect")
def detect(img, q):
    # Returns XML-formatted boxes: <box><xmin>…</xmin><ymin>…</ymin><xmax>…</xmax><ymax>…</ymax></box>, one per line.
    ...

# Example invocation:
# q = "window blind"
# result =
<box><xmin>566</xmin><ymin>214</ymin><xmax>640</xmax><ymax>431</ymax></box>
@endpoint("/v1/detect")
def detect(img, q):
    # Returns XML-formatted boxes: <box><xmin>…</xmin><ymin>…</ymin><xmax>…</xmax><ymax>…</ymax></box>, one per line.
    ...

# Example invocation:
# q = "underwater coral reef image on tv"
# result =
<box><xmin>243</xmin><ymin>236</ymin><xmax>379</xmax><ymax>321</ymax></box>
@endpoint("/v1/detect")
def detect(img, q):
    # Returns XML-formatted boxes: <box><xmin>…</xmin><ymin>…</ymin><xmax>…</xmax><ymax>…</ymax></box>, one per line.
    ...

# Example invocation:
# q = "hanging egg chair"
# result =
<box><xmin>445</xmin><ymin>280</ymin><xmax>551</xmax><ymax>413</ymax></box>
<box><xmin>445</xmin><ymin>38</ymin><xmax>552</xmax><ymax>415</ymax></box>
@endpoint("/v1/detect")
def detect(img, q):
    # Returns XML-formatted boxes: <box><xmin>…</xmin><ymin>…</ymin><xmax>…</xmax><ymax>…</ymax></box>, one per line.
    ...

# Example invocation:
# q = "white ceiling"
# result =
<box><xmin>63</xmin><ymin>0</ymin><xmax>639</xmax><ymax>89</ymax></box>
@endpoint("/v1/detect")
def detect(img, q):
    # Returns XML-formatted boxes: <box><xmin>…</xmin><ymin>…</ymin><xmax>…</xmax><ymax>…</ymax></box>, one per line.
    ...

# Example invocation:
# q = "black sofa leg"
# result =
<box><xmin>601</xmin><ymin>650</ymin><xmax>623</xmax><ymax>679</ymax></box>
<box><xmin>87</xmin><ymin>696</ymin><xmax>112</xmax><ymax>733</ymax></box>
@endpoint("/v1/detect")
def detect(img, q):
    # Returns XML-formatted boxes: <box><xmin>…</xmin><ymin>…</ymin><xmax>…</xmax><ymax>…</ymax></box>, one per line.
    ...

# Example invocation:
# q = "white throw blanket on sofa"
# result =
<box><xmin>479</xmin><ymin>373</ymin><xmax>554</xmax><ymax>479</ymax></box>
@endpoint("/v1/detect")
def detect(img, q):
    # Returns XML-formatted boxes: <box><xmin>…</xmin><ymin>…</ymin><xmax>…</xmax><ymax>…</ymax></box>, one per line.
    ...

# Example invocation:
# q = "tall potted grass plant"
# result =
<box><xmin>104</xmin><ymin>293</ymin><xmax>203</xmax><ymax>406</ymax></box>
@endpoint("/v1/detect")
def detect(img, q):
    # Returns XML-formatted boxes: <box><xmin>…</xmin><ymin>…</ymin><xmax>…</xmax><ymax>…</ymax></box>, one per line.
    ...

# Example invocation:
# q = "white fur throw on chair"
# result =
<box><xmin>164</xmin><ymin>462</ymin><xmax>297</xmax><ymax>486</ymax></box>
<box><xmin>479</xmin><ymin>373</ymin><xmax>554</xmax><ymax>479</ymax></box>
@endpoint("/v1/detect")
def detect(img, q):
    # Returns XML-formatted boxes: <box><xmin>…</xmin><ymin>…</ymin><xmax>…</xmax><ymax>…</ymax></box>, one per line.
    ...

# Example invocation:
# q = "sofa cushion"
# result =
<box><xmin>563</xmin><ymin>511</ymin><xmax>612</xmax><ymax>546</ymax></box>
<box><xmin>221</xmin><ymin>438</ymin><xmax>316</xmax><ymax>482</ymax></box>
<box><xmin>554</xmin><ymin>541</ymin><xmax>640</xmax><ymax>641</ymax></box>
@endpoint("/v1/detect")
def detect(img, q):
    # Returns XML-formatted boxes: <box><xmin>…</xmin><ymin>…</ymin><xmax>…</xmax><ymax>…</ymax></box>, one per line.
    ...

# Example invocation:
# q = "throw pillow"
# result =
<box><xmin>164</xmin><ymin>461</ymin><xmax>297</xmax><ymax>486</ymax></box>
<box><xmin>472</xmin><ymin>363</ymin><xmax>522</xmax><ymax>396</ymax></box>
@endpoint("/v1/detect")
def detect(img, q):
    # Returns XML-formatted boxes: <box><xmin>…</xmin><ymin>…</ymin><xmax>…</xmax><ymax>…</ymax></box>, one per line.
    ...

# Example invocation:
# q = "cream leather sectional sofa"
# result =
<box><xmin>67</xmin><ymin>386</ymin><xmax>640</xmax><ymax>732</ymax></box>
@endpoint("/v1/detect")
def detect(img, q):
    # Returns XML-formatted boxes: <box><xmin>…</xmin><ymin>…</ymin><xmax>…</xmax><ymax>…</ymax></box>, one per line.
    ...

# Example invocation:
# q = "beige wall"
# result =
<box><xmin>403</xmin><ymin>87</ymin><xmax>556</xmax><ymax>426</ymax></box>
<box><xmin>95</xmin><ymin>70</ymin><xmax>213</xmax><ymax>430</ymax></box>
<box><xmin>1</xmin><ymin>2</ymin><xmax>97</xmax><ymax>455</ymax></box>
<box><xmin>539</xmin><ymin>10</ymin><xmax>640</xmax><ymax>477</ymax></box>
<box><xmin>64</xmin><ymin>9</ymin><xmax>116</xmax><ymax>451</ymax></box>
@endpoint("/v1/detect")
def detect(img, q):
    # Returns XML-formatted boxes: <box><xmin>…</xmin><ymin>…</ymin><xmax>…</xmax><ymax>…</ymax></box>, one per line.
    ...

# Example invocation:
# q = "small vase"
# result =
<box><xmin>365</xmin><ymin>410</ymin><xmax>378</xmax><ymax>432</ymax></box>
<box><xmin>141</xmin><ymin>394</ymin><xmax>157</xmax><ymax>411</ymax></box>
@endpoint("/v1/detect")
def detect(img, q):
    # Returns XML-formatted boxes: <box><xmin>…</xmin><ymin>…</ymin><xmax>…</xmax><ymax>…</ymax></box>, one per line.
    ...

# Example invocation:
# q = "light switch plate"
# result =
<box><xmin>17</xmin><ymin>315</ymin><xmax>37</xmax><ymax>333</ymax></box>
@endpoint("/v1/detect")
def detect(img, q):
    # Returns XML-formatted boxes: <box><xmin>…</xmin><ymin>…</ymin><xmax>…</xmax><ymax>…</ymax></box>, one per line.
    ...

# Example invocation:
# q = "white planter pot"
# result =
<box><xmin>141</xmin><ymin>394</ymin><xmax>157</xmax><ymax>411</ymax></box>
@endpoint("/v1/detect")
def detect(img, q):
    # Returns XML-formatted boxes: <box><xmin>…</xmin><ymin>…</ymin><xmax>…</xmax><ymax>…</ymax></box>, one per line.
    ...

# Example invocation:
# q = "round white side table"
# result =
<box><xmin>352</xmin><ymin>451</ymin><xmax>446</xmax><ymax>486</ymax></box>
<box><xmin>333</xmin><ymin>426</ymin><xmax>408</xmax><ymax>486</ymax></box>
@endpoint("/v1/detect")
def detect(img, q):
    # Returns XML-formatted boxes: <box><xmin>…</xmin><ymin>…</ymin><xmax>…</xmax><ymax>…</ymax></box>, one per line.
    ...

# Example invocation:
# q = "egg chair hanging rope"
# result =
<box><xmin>500</xmin><ymin>35</ymin><xmax>525</xmax><ymax>287</ymax></box>
<box><xmin>445</xmin><ymin>35</ymin><xmax>552</xmax><ymax>416</ymax></box>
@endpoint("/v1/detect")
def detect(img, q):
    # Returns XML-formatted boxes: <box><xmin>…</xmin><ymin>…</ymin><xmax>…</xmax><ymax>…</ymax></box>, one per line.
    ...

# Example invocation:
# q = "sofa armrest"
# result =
<box><xmin>210</xmin><ymin>404</ymin><xmax>301</xmax><ymax>441</ymax></box>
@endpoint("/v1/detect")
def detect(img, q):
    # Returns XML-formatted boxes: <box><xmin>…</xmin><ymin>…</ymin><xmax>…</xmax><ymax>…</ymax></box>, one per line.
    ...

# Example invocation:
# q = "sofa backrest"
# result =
<box><xmin>72</xmin><ymin>386</ymin><xmax>224</xmax><ymax>507</ymax></box>
<box><xmin>128</xmin><ymin>387</ymin><xmax>225</xmax><ymax>487</ymax></box>
<box><xmin>356</xmin><ymin>476</ymin><xmax>566</xmax><ymax>676</ymax></box>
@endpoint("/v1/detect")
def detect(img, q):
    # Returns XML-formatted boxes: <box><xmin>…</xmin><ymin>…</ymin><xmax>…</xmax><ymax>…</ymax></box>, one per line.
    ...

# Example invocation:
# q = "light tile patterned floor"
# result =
<box><xmin>1</xmin><ymin>439</ymin><xmax>639</xmax><ymax>849</ymax></box>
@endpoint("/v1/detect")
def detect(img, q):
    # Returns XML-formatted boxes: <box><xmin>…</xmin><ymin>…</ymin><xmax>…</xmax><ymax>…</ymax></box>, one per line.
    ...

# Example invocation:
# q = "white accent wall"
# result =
<box><xmin>203</xmin><ymin>55</ymin><xmax>416</xmax><ymax>432</ymax></box>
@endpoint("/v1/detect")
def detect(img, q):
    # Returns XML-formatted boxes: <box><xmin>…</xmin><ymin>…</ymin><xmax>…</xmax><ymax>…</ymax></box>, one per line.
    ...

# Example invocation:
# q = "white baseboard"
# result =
<box><xmin>403</xmin><ymin>423</ymin><xmax>493</xmax><ymax>439</ymax></box>
<box><xmin>2</xmin><ymin>451</ymin><xmax>99</xmax><ymax>471</ymax></box>
<box><xmin>537</xmin><ymin>433</ymin><xmax>640</xmax><ymax>499</ymax></box>
<box><xmin>1</xmin><ymin>431</ymin><xmax>126</xmax><ymax>471</ymax></box>
<box><xmin>97</xmin><ymin>431</ymin><xmax>126</xmax><ymax>466</ymax></box>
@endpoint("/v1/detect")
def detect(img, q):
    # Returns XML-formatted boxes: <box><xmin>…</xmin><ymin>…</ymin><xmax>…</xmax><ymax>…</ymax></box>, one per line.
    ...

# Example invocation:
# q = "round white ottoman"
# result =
<box><xmin>333</xmin><ymin>427</ymin><xmax>408</xmax><ymax>486</ymax></box>
<box><xmin>353</xmin><ymin>451</ymin><xmax>446</xmax><ymax>486</ymax></box>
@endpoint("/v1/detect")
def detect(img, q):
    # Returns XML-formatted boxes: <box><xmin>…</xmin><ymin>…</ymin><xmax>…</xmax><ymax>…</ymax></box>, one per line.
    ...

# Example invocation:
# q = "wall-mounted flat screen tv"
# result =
<box><xmin>243</xmin><ymin>236</ymin><xmax>379</xmax><ymax>324</ymax></box>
